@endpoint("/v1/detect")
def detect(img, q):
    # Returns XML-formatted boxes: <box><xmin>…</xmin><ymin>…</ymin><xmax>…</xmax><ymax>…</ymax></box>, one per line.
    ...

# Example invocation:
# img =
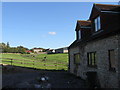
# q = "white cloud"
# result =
<box><xmin>48</xmin><ymin>32</ymin><xmax>56</xmax><ymax>35</ymax></box>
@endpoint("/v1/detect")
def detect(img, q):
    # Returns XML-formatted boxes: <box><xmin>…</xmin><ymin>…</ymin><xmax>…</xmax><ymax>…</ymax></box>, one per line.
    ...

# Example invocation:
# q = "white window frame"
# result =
<box><xmin>78</xmin><ymin>30</ymin><xmax>81</xmax><ymax>40</ymax></box>
<box><xmin>95</xmin><ymin>16</ymin><xmax>101</xmax><ymax>32</ymax></box>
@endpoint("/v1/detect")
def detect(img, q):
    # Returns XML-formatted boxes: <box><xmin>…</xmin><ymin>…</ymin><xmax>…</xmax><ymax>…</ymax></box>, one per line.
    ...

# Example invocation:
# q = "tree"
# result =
<box><xmin>7</xmin><ymin>42</ymin><xmax>10</xmax><ymax>48</ymax></box>
<box><xmin>17</xmin><ymin>46</ymin><xmax>28</xmax><ymax>54</ymax></box>
<box><xmin>1</xmin><ymin>42</ymin><xmax>36</xmax><ymax>53</ymax></box>
<box><xmin>29</xmin><ymin>49</ymin><xmax>34</xmax><ymax>53</ymax></box>
<box><xmin>0</xmin><ymin>43</ymin><xmax>7</xmax><ymax>53</ymax></box>
<box><xmin>0</xmin><ymin>43</ymin><xmax>6</xmax><ymax>48</ymax></box>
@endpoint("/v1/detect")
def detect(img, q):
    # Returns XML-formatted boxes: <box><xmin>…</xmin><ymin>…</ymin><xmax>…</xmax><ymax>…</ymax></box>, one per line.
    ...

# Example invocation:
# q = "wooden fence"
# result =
<box><xmin>1</xmin><ymin>58</ymin><xmax>68</xmax><ymax>70</ymax></box>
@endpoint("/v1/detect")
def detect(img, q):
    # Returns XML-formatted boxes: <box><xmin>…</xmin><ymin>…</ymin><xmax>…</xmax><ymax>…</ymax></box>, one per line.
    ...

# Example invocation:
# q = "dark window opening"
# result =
<box><xmin>74</xmin><ymin>53</ymin><xmax>80</xmax><ymax>65</ymax></box>
<box><xmin>108</xmin><ymin>50</ymin><xmax>116</xmax><ymax>71</ymax></box>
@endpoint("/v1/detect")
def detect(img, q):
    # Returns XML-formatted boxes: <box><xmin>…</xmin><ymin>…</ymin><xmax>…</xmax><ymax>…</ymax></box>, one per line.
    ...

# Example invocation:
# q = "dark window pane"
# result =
<box><xmin>94</xmin><ymin>53</ymin><xmax>96</xmax><ymax>65</ymax></box>
<box><xmin>91</xmin><ymin>53</ymin><xmax>95</xmax><ymax>65</ymax></box>
<box><xmin>109</xmin><ymin>50</ymin><xmax>116</xmax><ymax>69</ymax></box>
<box><xmin>87</xmin><ymin>53</ymin><xmax>90</xmax><ymax>65</ymax></box>
<box><xmin>74</xmin><ymin>54</ymin><xmax>80</xmax><ymax>64</ymax></box>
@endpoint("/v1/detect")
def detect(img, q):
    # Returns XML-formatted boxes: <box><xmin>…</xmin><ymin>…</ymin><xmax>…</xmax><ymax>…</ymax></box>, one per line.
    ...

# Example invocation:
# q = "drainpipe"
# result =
<box><xmin>117</xmin><ymin>35</ymin><xmax>120</xmax><ymax>88</ymax></box>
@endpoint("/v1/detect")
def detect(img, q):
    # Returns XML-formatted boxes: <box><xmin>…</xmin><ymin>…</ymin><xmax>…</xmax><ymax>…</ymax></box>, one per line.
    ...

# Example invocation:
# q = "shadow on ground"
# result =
<box><xmin>2</xmin><ymin>64</ymin><xmax>88</xmax><ymax>89</ymax></box>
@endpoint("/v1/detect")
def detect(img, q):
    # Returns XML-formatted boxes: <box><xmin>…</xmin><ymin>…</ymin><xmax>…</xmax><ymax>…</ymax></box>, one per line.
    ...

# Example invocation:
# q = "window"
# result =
<box><xmin>74</xmin><ymin>53</ymin><xmax>80</xmax><ymax>64</ymax></box>
<box><xmin>87</xmin><ymin>52</ymin><xmax>97</xmax><ymax>67</ymax></box>
<box><xmin>78</xmin><ymin>30</ymin><xmax>81</xmax><ymax>40</ymax></box>
<box><xmin>108</xmin><ymin>50</ymin><xmax>116</xmax><ymax>71</ymax></box>
<box><xmin>95</xmin><ymin>16</ymin><xmax>101</xmax><ymax>32</ymax></box>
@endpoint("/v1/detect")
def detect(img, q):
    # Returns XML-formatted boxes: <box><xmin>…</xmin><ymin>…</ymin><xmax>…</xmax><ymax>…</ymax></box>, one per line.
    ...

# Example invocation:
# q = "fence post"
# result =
<box><xmin>56</xmin><ymin>61</ymin><xmax>57</xmax><ymax>70</ymax></box>
<box><xmin>33</xmin><ymin>60</ymin><xmax>34</xmax><ymax>69</ymax></box>
<box><xmin>55</xmin><ymin>61</ymin><xmax>57</xmax><ymax>70</ymax></box>
<box><xmin>24</xmin><ymin>60</ymin><xmax>25</xmax><ymax>67</ymax></box>
<box><xmin>34</xmin><ymin>60</ymin><xmax>35</xmax><ymax>69</ymax></box>
<box><xmin>11</xmin><ymin>59</ymin><xmax>12</xmax><ymax>66</ymax></box>
<box><xmin>44</xmin><ymin>62</ymin><xmax>46</xmax><ymax>70</ymax></box>
<box><xmin>21</xmin><ymin>60</ymin><xmax>22</xmax><ymax>64</ymax></box>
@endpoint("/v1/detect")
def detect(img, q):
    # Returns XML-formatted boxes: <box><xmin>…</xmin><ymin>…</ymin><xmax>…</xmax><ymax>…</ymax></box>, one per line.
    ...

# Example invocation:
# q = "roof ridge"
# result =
<box><xmin>77</xmin><ymin>20</ymin><xmax>91</xmax><ymax>22</ymax></box>
<box><xmin>94</xmin><ymin>3</ymin><xmax>120</xmax><ymax>6</ymax></box>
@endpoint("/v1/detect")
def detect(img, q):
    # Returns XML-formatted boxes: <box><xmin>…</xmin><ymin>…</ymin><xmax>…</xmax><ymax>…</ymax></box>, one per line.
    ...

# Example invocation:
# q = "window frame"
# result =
<box><xmin>87</xmin><ymin>52</ymin><xmax>97</xmax><ymax>67</ymax></box>
<box><xmin>108</xmin><ymin>49</ymin><xmax>116</xmax><ymax>71</ymax></box>
<box><xmin>94</xmin><ymin>16</ymin><xmax>101</xmax><ymax>32</ymax></box>
<box><xmin>78</xmin><ymin>30</ymin><xmax>81</xmax><ymax>40</ymax></box>
<box><xmin>74</xmin><ymin>53</ymin><xmax>80</xmax><ymax>65</ymax></box>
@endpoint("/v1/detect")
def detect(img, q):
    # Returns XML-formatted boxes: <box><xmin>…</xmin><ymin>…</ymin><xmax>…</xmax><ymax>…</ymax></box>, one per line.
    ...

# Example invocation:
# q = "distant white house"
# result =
<box><xmin>33</xmin><ymin>48</ymin><xmax>43</xmax><ymax>53</ymax></box>
<box><xmin>45</xmin><ymin>47</ymin><xmax>68</xmax><ymax>54</ymax></box>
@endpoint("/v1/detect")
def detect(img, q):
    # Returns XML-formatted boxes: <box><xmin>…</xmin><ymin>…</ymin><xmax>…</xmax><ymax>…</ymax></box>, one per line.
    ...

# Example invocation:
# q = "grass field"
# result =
<box><xmin>1</xmin><ymin>53</ymin><xmax>68</xmax><ymax>70</ymax></box>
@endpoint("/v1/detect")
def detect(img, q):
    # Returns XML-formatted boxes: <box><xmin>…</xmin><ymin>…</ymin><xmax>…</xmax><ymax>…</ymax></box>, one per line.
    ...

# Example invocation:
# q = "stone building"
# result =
<box><xmin>68</xmin><ymin>4</ymin><xmax>120</xmax><ymax>88</ymax></box>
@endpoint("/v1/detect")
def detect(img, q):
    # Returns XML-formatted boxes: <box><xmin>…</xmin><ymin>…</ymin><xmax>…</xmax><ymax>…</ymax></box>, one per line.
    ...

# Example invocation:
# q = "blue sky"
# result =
<box><xmin>2</xmin><ymin>2</ymin><xmax>118</xmax><ymax>49</ymax></box>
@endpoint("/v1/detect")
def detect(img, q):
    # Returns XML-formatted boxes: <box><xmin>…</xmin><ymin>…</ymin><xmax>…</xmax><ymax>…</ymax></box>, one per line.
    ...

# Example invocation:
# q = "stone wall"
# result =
<box><xmin>118</xmin><ymin>35</ymin><xmax>120</xmax><ymax>87</ymax></box>
<box><xmin>84</xmin><ymin>34</ymin><xmax>119</xmax><ymax>88</ymax></box>
<box><xmin>69</xmin><ymin>34</ymin><xmax>120</xmax><ymax>88</ymax></box>
<box><xmin>69</xmin><ymin>46</ymin><xmax>79</xmax><ymax>74</ymax></box>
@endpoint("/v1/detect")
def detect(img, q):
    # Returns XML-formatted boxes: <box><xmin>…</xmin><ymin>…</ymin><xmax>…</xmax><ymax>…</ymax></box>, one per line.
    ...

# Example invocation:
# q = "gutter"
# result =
<box><xmin>101</xmin><ymin>11</ymin><xmax>120</xmax><ymax>14</ymax></box>
<box><xmin>80</xmin><ymin>26</ymin><xmax>91</xmax><ymax>29</ymax></box>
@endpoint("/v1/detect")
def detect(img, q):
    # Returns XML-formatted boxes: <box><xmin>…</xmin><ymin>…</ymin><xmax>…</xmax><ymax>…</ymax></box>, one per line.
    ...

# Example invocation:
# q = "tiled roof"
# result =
<box><xmin>95</xmin><ymin>3</ymin><xmax>120</xmax><ymax>11</ymax></box>
<box><xmin>69</xmin><ymin>3</ymin><xmax>120</xmax><ymax>49</ymax></box>
<box><xmin>77</xmin><ymin>20</ymin><xmax>91</xmax><ymax>27</ymax></box>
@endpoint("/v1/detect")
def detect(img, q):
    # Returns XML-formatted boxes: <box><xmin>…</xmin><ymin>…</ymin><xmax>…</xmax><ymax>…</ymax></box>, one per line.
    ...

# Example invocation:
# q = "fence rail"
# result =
<box><xmin>1</xmin><ymin>58</ymin><xmax>68</xmax><ymax>70</ymax></box>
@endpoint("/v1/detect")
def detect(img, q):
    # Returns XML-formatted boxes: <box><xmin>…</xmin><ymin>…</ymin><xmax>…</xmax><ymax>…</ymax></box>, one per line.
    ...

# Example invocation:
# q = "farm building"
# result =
<box><xmin>25</xmin><ymin>50</ymin><xmax>32</xmax><ymax>53</ymax></box>
<box><xmin>68</xmin><ymin>3</ymin><xmax>120</xmax><ymax>88</ymax></box>
<box><xmin>33</xmin><ymin>48</ymin><xmax>43</xmax><ymax>53</ymax></box>
<box><xmin>55</xmin><ymin>47</ymin><xmax>68</xmax><ymax>53</ymax></box>
<box><xmin>46</xmin><ymin>49</ymin><xmax>55</xmax><ymax>54</ymax></box>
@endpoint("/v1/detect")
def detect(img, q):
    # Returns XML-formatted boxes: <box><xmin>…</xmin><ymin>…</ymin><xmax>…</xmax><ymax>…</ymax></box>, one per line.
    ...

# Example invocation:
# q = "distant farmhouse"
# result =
<box><xmin>46</xmin><ymin>47</ymin><xmax>68</xmax><ymax>54</ymax></box>
<box><xmin>68</xmin><ymin>4</ymin><xmax>120</xmax><ymax>88</ymax></box>
<box><xmin>33</xmin><ymin>48</ymin><xmax>43</xmax><ymax>53</ymax></box>
<box><xmin>55</xmin><ymin>47</ymin><xmax>68</xmax><ymax>53</ymax></box>
<box><xmin>46</xmin><ymin>49</ymin><xmax>55</xmax><ymax>54</ymax></box>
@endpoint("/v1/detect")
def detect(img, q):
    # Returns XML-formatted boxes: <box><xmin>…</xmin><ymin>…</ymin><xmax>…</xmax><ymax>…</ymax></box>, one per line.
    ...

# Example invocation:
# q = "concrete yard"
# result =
<box><xmin>2</xmin><ymin>65</ymin><xmax>87</xmax><ymax>89</ymax></box>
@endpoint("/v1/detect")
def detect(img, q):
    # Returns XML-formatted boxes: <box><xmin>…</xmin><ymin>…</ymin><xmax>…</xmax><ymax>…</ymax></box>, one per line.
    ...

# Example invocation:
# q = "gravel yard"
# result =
<box><xmin>2</xmin><ymin>64</ymin><xmax>87</xmax><ymax>89</ymax></box>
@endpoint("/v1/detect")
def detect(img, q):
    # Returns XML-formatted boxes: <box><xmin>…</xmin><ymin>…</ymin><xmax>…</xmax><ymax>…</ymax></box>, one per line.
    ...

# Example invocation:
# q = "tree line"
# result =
<box><xmin>0</xmin><ymin>42</ymin><xmax>33</xmax><ymax>54</ymax></box>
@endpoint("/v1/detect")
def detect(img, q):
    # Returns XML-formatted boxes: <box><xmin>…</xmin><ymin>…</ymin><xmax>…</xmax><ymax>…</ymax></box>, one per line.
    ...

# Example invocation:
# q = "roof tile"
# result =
<box><xmin>95</xmin><ymin>3</ymin><xmax>120</xmax><ymax>11</ymax></box>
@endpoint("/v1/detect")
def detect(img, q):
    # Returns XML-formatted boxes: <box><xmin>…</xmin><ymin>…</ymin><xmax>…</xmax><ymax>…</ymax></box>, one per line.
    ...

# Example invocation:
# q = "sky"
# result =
<box><xmin>2</xmin><ymin>2</ymin><xmax>119</xmax><ymax>49</ymax></box>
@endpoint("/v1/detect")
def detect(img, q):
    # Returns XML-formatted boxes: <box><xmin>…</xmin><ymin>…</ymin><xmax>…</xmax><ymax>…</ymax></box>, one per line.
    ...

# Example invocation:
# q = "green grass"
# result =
<box><xmin>1</xmin><ymin>53</ymin><xmax>68</xmax><ymax>70</ymax></box>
